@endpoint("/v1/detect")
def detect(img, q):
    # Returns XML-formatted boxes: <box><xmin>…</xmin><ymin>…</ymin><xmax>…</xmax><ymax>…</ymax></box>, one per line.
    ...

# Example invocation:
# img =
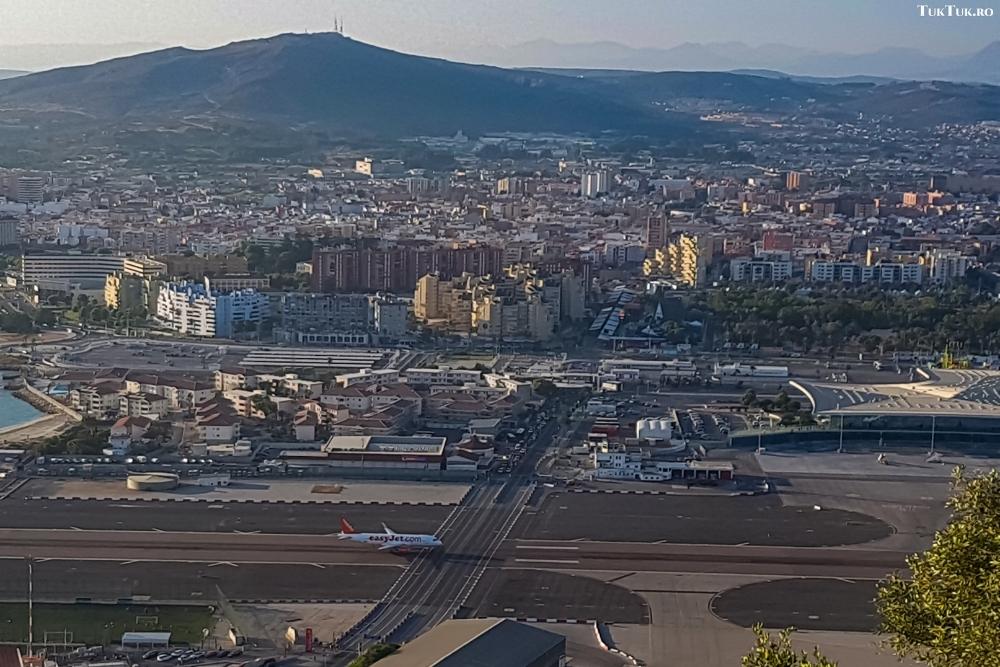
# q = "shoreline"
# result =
<box><xmin>11</xmin><ymin>387</ymin><xmax>59</xmax><ymax>416</ymax></box>
<box><xmin>0</xmin><ymin>387</ymin><xmax>71</xmax><ymax>444</ymax></box>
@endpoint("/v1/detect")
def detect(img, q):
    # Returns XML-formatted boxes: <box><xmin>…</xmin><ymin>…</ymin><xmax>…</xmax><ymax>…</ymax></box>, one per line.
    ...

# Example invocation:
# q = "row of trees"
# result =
<box><xmin>744</xmin><ymin>468</ymin><xmax>1000</xmax><ymax>666</ymax></box>
<box><xmin>691</xmin><ymin>286</ymin><xmax>1000</xmax><ymax>354</ymax></box>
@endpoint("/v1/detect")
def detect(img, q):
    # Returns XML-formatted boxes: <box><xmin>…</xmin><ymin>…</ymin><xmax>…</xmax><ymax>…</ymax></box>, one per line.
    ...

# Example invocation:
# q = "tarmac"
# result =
<box><xmin>0</xmin><ymin>497</ymin><xmax>452</xmax><ymax>534</ymax></box>
<box><xmin>465</xmin><ymin>568</ymin><xmax>649</xmax><ymax>624</ymax></box>
<box><xmin>26</xmin><ymin>478</ymin><xmax>471</xmax><ymax>505</ymax></box>
<box><xmin>756</xmin><ymin>449</ymin><xmax>1000</xmax><ymax>478</ymax></box>
<box><xmin>568</xmin><ymin>571</ymin><xmax>917</xmax><ymax>667</ymax></box>
<box><xmin>514</xmin><ymin>491</ymin><xmax>892</xmax><ymax>547</ymax></box>
<box><xmin>710</xmin><ymin>578</ymin><xmax>880</xmax><ymax>632</ymax></box>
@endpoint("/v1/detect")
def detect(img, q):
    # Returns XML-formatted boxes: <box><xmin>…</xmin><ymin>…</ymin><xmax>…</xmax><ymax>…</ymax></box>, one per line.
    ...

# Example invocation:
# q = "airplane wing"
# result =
<box><xmin>378</xmin><ymin>543</ymin><xmax>401</xmax><ymax>552</ymax></box>
<box><xmin>382</xmin><ymin>523</ymin><xmax>397</xmax><ymax>536</ymax></box>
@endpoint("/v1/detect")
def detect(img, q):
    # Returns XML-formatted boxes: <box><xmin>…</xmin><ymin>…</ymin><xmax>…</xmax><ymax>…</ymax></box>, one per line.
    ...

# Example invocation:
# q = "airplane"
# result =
<box><xmin>338</xmin><ymin>518</ymin><xmax>443</xmax><ymax>553</ymax></box>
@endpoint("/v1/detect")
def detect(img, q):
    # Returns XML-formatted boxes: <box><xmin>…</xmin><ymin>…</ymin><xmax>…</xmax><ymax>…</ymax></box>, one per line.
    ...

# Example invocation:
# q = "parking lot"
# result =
<box><xmin>62</xmin><ymin>340</ymin><xmax>225</xmax><ymax>371</ymax></box>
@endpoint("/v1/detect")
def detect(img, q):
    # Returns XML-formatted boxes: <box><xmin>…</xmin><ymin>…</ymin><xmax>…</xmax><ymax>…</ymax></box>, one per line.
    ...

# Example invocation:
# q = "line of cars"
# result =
<box><xmin>143</xmin><ymin>648</ymin><xmax>244</xmax><ymax>664</ymax></box>
<box><xmin>495</xmin><ymin>411</ymin><xmax>549</xmax><ymax>474</ymax></box>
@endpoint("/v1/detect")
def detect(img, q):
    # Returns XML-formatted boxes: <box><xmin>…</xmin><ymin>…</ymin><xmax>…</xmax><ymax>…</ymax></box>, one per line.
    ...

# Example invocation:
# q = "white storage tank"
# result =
<box><xmin>636</xmin><ymin>418</ymin><xmax>672</xmax><ymax>441</ymax></box>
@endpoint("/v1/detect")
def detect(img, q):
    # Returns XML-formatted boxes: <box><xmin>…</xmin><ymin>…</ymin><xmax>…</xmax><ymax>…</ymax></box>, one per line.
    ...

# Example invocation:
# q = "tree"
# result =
<box><xmin>532</xmin><ymin>379</ymin><xmax>559</xmax><ymax>398</ymax></box>
<box><xmin>347</xmin><ymin>643</ymin><xmax>398</xmax><ymax>667</ymax></box>
<box><xmin>250</xmin><ymin>394</ymin><xmax>278</xmax><ymax>421</ymax></box>
<box><xmin>742</xmin><ymin>625</ymin><xmax>837</xmax><ymax>667</ymax></box>
<box><xmin>877</xmin><ymin>468</ymin><xmax>1000</xmax><ymax>666</ymax></box>
<box><xmin>742</xmin><ymin>389</ymin><xmax>758</xmax><ymax>407</ymax></box>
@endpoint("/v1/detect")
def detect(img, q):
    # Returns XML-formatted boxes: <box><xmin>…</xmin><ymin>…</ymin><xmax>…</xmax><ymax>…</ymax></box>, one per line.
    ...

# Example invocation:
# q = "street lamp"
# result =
<box><xmin>26</xmin><ymin>555</ymin><xmax>33</xmax><ymax>657</ymax></box>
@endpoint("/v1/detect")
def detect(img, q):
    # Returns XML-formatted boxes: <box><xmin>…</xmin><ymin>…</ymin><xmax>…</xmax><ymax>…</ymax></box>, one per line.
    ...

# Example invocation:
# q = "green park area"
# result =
<box><xmin>0</xmin><ymin>603</ymin><xmax>216</xmax><ymax>646</ymax></box>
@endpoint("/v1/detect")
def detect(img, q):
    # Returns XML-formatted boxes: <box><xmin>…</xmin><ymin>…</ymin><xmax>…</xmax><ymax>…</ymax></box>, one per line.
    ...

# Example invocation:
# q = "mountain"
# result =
<box><xmin>478</xmin><ymin>39</ymin><xmax>1000</xmax><ymax>84</ymax></box>
<box><xmin>0</xmin><ymin>70</ymin><xmax>27</xmax><ymax>80</ymax></box>
<box><xmin>0</xmin><ymin>32</ymin><xmax>998</xmax><ymax>160</ymax></box>
<box><xmin>0</xmin><ymin>33</ymin><xmax>688</xmax><ymax>138</ymax></box>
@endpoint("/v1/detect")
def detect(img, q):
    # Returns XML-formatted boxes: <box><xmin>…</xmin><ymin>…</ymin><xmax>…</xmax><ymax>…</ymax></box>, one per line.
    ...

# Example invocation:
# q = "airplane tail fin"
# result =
<box><xmin>340</xmin><ymin>517</ymin><xmax>356</xmax><ymax>534</ymax></box>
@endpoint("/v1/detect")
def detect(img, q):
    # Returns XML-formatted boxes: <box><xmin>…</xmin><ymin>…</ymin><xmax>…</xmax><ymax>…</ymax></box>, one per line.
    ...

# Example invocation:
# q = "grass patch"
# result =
<box><xmin>0</xmin><ymin>603</ymin><xmax>215</xmax><ymax>645</ymax></box>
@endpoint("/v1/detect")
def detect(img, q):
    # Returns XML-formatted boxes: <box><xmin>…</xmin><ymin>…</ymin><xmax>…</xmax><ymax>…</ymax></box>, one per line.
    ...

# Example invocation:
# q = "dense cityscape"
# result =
<box><xmin>0</xmin><ymin>6</ymin><xmax>999</xmax><ymax>667</ymax></box>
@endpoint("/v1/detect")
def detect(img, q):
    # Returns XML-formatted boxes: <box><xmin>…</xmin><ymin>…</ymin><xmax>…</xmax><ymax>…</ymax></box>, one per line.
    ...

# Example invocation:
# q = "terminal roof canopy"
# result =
<box><xmin>795</xmin><ymin>369</ymin><xmax>1000</xmax><ymax>418</ymax></box>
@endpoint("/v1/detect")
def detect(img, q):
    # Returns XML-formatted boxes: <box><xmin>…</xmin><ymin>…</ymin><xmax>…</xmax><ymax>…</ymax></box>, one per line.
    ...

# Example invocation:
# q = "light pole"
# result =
<box><xmin>26</xmin><ymin>555</ymin><xmax>33</xmax><ymax>657</ymax></box>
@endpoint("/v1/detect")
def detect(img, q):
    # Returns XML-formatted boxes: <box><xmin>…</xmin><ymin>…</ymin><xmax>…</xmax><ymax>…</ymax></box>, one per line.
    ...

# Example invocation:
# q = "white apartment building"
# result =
<box><xmin>927</xmin><ymin>249</ymin><xmax>975</xmax><ymax>284</ymax></box>
<box><xmin>730</xmin><ymin>253</ymin><xmax>793</xmax><ymax>282</ymax></box>
<box><xmin>402</xmin><ymin>368</ymin><xmax>483</xmax><ymax>386</ymax></box>
<box><xmin>809</xmin><ymin>260</ymin><xmax>924</xmax><ymax>285</ymax></box>
<box><xmin>580</xmin><ymin>170</ymin><xmax>609</xmax><ymax>198</ymax></box>
<box><xmin>156</xmin><ymin>279</ymin><xmax>267</xmax><ymax>338</ymax></box>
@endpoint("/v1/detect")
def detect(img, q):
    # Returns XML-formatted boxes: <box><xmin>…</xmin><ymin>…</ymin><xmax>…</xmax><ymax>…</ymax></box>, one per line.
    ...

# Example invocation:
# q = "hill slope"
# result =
<box><xmin>0</xmin><ymin>33</ymin><xmax>685</xmax><ymax>137</ymax></box>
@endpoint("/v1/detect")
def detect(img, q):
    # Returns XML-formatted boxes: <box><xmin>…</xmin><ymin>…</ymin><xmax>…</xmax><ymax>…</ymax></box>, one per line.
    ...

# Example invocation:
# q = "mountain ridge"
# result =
<box><xmin>0</xmin><ymin>33</ymin><xmax>691</xmax><ymax>138</ymax></box>
<box><xmin>472</xmin><ymin>39</ymin><xmax>1000</xmax><ymax>84</ymax></box>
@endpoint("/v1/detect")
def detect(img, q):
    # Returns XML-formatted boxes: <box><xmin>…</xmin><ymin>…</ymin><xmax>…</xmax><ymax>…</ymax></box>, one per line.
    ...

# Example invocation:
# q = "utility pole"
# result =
<box><xmin>27</xmin><ymin>555</ymin><xmax>33</xmax><ymax>657</ymax></box>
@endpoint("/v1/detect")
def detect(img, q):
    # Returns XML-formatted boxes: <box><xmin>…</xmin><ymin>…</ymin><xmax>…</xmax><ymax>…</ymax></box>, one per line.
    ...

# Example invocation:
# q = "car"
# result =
<box><xmin>155</xmin><ymin>655</ymin><xmax>173</xmax><ymax>662</ymax></box>
<box><xmin>143</xmin><ymin>650</ymin><xmax>160</xmax><ymax>660</ymax></box>
<box><xmin>170</xmin><ymin>650</ymin><xmax>187</xmax><ymax>657</ymax></box>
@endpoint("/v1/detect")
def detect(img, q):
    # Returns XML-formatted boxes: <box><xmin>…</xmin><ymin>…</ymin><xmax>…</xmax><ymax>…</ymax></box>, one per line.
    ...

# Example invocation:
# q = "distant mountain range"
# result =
<box><xmin>0</xmin><ymin>33</ymin><xmax>998</xmax><ymax>150</ymax></box>
<box><xmin>0</xmin><ymin>34</ymin><xmax>692</xmax><ymax>138</ymax></box>
<box><xmin>474</xmin><ymin>39</ymin><xmax>1000</xmax><ymax>84</ymax></box>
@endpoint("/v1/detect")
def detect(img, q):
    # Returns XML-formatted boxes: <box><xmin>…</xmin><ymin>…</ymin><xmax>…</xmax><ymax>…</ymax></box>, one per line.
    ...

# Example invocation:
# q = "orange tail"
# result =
<box><xmin>340</xmin><ymin>517</ymin><xmax>356</xmax><ymax>534</ymax></box>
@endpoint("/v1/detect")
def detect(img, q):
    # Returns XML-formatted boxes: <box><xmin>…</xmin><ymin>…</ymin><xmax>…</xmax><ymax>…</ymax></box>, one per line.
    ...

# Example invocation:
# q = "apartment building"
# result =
<box><xmin>155</xmin><ymin>279</ymin><xmax>268</xmax><ymax>337</ymax></box>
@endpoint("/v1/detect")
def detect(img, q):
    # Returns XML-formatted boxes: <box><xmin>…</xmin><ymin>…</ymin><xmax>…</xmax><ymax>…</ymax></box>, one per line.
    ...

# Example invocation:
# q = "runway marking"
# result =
<box><xmin>514</xmin><ymin>545</ymin><xmax>579</xmax><ymax>550</ymax></box>
<box><xmin>208</xmin><ymin>561</ymin><xmax>238</xmax><ymax>568</ymax></box>
<box><xmin>514</xmin><ymin>558</ymin><xmax>580</xmax><ymax>565</ymax></box>
<box><xmin>233</xmin><ymin>530</ymin><xmax>261</xmax><ymax>534</ymax></box>
<box><xmin>121</xmin><ymin>560</ymin><xmax>140</xmax><ymax>565</ymax></box>
<box><xmin>70</xmin><ymin>526</ymin><xmax>82</xmax><ymax>531</ymax></box>
<box><xmin>152</xmin><ymin>528</ymin><xmax>165</xmax><ymax>532</ymax></box>
<box><xmin>0</xmin><ymin>555</ymin><xmax>404</xmax><ymax>567</ymax></box>
<box><xmin>309</xmin><ymin>563</ymin><xmax>326</xmax><ymax>569</ymax></box>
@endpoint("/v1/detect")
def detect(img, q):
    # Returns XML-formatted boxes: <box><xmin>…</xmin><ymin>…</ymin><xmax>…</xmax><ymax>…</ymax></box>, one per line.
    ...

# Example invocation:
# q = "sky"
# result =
<box><xmin>0</xmin><ymin>0</ymin><xmax>997</xmax><ymax>69</ymax></box>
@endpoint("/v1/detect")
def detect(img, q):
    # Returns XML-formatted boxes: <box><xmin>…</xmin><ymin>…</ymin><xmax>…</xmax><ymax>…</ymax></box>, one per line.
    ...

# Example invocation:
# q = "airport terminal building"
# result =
<box><xmin>278</xmin><ymin>434</ymin><xmax>474</xmax><ymax>480</ymax></box>
<box><xmin>736</xmin><ymin>369</ymin><xmax>1000</xmax><ymax>450</ymax></box>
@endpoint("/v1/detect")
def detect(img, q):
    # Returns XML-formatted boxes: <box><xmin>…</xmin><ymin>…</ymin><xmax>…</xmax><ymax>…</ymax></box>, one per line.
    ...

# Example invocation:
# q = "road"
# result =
<box><xmin>332</xmin><ymin>403</ymin><xmax>564</xmax><ymax>660</ymax></box>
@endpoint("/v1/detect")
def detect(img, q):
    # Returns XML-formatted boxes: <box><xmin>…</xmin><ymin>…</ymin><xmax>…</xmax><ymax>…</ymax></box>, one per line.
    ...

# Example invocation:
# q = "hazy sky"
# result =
<box><xmin>0</xmin><ymin>0</ymin><xmax>997</xmax><ymax>65</ymax></box>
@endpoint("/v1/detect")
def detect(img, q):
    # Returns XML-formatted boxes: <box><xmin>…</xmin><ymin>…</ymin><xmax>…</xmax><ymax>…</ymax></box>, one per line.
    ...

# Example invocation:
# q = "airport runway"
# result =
<box><xmin>0</xmin><ymin>528</ymin><xmax>405</xmax><ymax>565</ymax></box>
<box><xmin>504</xmin><ymin>539</ymin><xmax>906</xmax><ymax>578</ymax></box>
<box><xmin>0</xmin><ymin>498</ymin><xmax>451</xmax><ymax>535</ymax></box>
<box><xmin>0</xmin><ymin>528</ymin><xmax>907</xmax><ymax>578</ymax></box>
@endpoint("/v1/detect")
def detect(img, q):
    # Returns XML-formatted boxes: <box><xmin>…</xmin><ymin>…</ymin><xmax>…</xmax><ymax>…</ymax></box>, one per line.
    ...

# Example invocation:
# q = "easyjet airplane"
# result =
<box><xmin>338</xmin><ymin>518</ymin><xmax>443</xmax><ymax>553</ymax></box>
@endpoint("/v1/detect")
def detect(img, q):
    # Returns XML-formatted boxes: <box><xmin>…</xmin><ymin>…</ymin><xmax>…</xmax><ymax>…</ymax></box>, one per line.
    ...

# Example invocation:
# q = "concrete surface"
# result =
<box><xmin>26</xmin><ymin>478</ymin><xmax>471</xmax><ymax>505</ymax></box>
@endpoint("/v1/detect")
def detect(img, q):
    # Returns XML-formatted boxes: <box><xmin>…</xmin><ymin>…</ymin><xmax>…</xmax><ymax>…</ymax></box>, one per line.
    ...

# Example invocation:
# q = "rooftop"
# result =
<box><xmin>374</xmin><ymin>618</ymin><xmax>564</xmax><ymax>667</ymax></box>
<box><xmin>322</xmin><ymin>434</ymin><xmax>447</xmax><ymax>455</ymax></box>
<box><xmin>794</xmin><ymin>369</ymin><xmax>1000</xmax><ymax>418</ymax></box>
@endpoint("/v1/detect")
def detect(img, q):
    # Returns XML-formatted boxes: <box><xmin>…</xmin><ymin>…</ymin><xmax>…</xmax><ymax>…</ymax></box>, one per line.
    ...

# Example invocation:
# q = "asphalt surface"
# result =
<box><xmin>711</xmin><ymin>578</ymin><xmax>880</xmax><ymax>632</ymax></box>
<box><xmin>515</xmin><ymin>492</ymin><xmax>893</xmax><ymax>547</ymax></box>
<box><xmin>0</xmin><ymin>498</ymin><xmax>451</xmax><ymax>535</ymax></box>
<box><xmin>465</xmin><ymin>569</ymin><xmax>649</xmax><ymax>624</ymax></box>
<box><xmin>504</xmin><ymin>540</ymin><xmax>906</xmax><ymax>578</ymax></box>
<box><xmin>0</xmin><ymin>558</ymin><xmax>399</xmax><ymax>603</ymax></box>
<box><xmin>0</xmin><ymin>529</ymin><xmax>407</xmax><ymax>565</ymax></box>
